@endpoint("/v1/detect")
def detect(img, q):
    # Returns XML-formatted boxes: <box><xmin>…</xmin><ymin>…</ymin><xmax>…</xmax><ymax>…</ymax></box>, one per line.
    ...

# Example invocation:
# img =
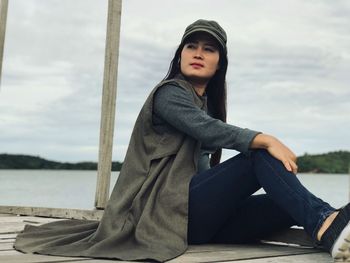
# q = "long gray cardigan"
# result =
<box><xmin>14</xmin><ymin>77</ymin><xmax>205</xmax><ymax>262</ymax></box>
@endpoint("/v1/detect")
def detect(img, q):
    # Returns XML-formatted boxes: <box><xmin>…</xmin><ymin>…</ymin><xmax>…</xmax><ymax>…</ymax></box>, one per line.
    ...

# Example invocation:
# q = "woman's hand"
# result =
<box><xmin>251</xmin><ymin>134</ymin><xmax>298</xmax><ymax>174</ymax></box>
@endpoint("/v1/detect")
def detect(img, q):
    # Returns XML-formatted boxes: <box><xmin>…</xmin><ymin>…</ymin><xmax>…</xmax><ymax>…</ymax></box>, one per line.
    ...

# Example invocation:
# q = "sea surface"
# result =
<box><xmin>0</xmin><ymin>170</ymin><xmax>349</xmax><ymax>209</ymax></box>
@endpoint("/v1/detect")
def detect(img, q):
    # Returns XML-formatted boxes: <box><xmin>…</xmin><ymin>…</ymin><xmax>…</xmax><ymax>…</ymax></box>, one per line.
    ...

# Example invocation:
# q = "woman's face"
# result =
<box><xmin>180</xmin><ymin>32</ymin><xmax>220</xmax><ymax>85</ymax></box>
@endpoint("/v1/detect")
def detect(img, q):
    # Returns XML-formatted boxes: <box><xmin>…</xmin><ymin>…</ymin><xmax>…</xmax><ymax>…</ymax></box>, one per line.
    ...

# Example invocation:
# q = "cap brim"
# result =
<box><xmin>182</xmin><ymin>28</ymin><xmax>226</xmax><ymax>51</ymax></box>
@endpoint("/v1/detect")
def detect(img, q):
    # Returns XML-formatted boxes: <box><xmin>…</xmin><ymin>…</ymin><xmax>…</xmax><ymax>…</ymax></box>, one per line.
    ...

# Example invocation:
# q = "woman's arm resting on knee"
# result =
<box><xmin>250</xmin><ymin>134</ymin><xmax>298</xmax><ymax>174</ymax></box>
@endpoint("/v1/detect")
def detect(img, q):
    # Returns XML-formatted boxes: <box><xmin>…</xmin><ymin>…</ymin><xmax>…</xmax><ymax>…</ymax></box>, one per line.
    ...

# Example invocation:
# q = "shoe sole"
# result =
<box><xmin>332</xmin><ymin>221</ymin><xmax>350</xmax><ymax>261</ymax></box>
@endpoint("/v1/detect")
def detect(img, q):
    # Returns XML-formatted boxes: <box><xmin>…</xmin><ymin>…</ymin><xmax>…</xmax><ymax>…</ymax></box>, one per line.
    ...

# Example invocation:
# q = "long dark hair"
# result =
<box><xmin>163</xmin><ymin>37</ymin><xmax>228</xmax><ymax>167</ymax></box>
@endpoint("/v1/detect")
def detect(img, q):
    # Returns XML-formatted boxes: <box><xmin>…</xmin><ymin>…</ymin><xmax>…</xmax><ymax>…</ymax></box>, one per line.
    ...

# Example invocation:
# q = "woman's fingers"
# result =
<box><xmin>290</xmin><ymin>160</ymin><xmax>298</xmax><ymax>174</ymax></box>
<box><xmin>283</xmin><ymin>161</ymin><xmax>292</xmax><ymax>172</ymax></box>
<box><xmin>281</xmin><ymin>146</ymin><xmax>297</xmax><ymax>174</ymax></box>
<box><xmin>282</xmin><ymin>158</ymin><xmax>298</xmax><ymax>174</ymax></box>
<box><xmin>286</xmin><ymin>148</ymin><xmax>297</xmax><ymax>162</ymax></box>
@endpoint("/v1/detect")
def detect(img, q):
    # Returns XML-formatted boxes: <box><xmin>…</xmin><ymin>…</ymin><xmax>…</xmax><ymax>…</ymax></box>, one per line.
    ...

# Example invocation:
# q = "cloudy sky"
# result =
<box><xmin>1</xmin><ymin>0</ymin><xmax>349</xmax><ymax>163</ymax></box>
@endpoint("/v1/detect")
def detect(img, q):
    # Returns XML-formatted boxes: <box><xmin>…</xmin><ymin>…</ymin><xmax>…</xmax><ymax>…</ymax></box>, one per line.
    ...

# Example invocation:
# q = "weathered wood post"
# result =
<box><xmin>0</xmin><ymin>0</ymin><xmax>9</xmax><ymax>86</ymax></box>
<box><xmin>95</xmin><ymin>0</ymin><xmax>122</xmax><ymax>209</ymax></box>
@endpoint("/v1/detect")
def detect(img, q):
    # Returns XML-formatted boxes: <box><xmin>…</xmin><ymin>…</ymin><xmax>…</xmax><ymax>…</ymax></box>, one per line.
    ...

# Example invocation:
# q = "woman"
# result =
<box><xmin>15</xmin><ymin>19</ymin><xmax>350</xmax><ymax>262</ymax></box>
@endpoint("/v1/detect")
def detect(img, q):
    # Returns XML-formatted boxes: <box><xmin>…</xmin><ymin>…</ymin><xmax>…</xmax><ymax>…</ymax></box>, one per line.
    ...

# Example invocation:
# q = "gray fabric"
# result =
<box><xmin>14</xmin><ymin>77</ymin><xmax>204</xmax><ymax>262</ymax></box>
<box><xmin>153</xmin><ymin>84</ymin><xmax>261</xmax><ymax>172</ymax></box>
<box><xmin>14</xmin><ymin>75</ymin><xmax>261</xmax><ymax>262</ymax></box>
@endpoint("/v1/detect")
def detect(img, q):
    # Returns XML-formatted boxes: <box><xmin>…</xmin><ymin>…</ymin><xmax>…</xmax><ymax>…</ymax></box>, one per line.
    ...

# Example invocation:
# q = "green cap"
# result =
<box><xmin>181</xmin><ymin>19</ymin><xmax>227</xmax><ymax>53</ymax></box>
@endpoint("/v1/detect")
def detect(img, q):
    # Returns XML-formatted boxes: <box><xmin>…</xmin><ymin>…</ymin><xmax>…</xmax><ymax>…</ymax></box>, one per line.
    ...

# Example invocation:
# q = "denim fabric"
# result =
<box><xmin>188</xmin><ymin>149</ymin><xmax>336</xmax><ymax>244</ymax></box>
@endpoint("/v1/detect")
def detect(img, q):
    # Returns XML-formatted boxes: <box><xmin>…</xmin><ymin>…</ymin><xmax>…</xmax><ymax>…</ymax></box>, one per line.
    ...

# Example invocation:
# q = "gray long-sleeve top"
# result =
<box><xmin>153</xmin><ymin>84</ymin><xmax>261</xmax><ymax>173</ymax></box>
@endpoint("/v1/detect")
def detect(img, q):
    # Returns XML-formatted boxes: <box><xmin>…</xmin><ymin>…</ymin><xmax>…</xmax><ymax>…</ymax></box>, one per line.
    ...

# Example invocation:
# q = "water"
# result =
<box><xmin>0</xmin><ymin>170</ymin><xmax>349</xmax><ymax>209</ymax></box>
<box><xmin>0</xmin><ymin>170</ymin><xmax>119</xmax><ymax>209</ymax></box>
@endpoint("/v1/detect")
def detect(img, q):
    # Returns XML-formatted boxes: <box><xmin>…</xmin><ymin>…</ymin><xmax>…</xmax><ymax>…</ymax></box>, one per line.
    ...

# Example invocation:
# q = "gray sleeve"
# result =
<box><xmin>153</xmin><ymin>84</ymin><xmax>261</xmax><ymax>154</ymax></box>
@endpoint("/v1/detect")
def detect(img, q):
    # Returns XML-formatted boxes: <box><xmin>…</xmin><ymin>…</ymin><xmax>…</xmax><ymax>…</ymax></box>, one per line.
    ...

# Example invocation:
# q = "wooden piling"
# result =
<box><xmin>0</xmin><ymin>0</ymin><xmax>9</xmax><ymax>86</ymax></box>
<box><xmin>95</xmin><ymin>0</ymin><xmax>122</xmax><ymax>209</ymax></box>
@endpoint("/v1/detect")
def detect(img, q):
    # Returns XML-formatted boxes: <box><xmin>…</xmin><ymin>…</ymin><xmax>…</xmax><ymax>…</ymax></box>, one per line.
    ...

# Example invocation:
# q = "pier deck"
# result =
<box><xmin>0</xmin><ymin>213</ymin><xmax>334</xmax><ymax>263</ymax></box>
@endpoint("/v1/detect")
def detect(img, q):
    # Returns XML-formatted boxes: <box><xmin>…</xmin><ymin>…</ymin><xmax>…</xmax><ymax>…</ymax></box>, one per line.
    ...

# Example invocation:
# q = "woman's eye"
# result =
<box><xmin>186</xmin><ymin>44</ymin><xmax>196</xmax><ymax>49</ymax></box>
<box><xmin>204</xmin><ymin>46</ymin><xmax>216</xmax><ymax>52</ymax></box>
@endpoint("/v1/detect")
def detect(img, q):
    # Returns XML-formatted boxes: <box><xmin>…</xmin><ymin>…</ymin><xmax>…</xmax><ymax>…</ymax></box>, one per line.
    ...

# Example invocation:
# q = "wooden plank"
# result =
<box><xmin>95</xmin><ymin>0</ymin><xmax>122</xmax><ymax>209</ymax></box>
<box><xmin>0</xmin><ymin>239</ymin><xmax>14</xmax><ymax>243</ymax></box>
<box><xmin>186</xmin><ymin>241</ymin><xmax>315</xmax><ymax>253</ymax></box>
<box><xmin>0</xmin><ymin>233</ymin><xmax>17</xmax><ymax>239</ymax></box>
<box><xmin>169</xmin><ymin>244</ymin><xmax>320</xmax><ymax>263</ymax></box>
<box><xmin>0</xmin><ymin>253</ymin><xmax>138</xmax><ymax>263</ymax></box>
<box><xmin>187</xmin><ymin>244</ymin><xmax>261</xmax><ymax>253</ymax></box>
<box><xmin>0</xmin><ymin>213</ymin><xmax>16</xmax><ymax>217</ymax></box>
<box><xmin>0</xmin><ymin>222</ymin><xmax>27</xmax><ymax>234</ymax></box>
<box><xmin>0</xmin><ymin>254</ymin><xmax>91</xmax><ymax>262</ymax></box>
<box><xmin>0</xmin><ymin>206</ymin><xmax>104</xmax><ymax>220</ymax></box>
<box><xmin>0</xmin><ymin>216</ymin><xmax>62</xmax><ymax>224</ymax></box>
<box><xmin>228</xmin><ymin>252</ymin><xmax>331</xmax><ymax>262</ymax></box>
<box><xmin>0</xmin><ymin>253</ymin><xmax>136</xmax><ymax>262</ymax></box>
<box><xmin>0</xmin><ymin>215</ymin><xmax>65</xmax><ymax>234</ymax></box>
<box><xmin>0</xmin><ymin>242</ymin><xmax>13</xmax><ymax>250</ymax></box>
<box><xmin>82</xmin><ymin>260</ymin><xmax>135</xmax><ymax>263</ymax></box>
<box><xmin>0</xmin><ymin>249</ymin><xmax>23</xmax><ymax>256</ymax></box>
<box><xmin>0</xmin><ymin>0</ymin><xmax>8</xmax><ymax>85</ymax></box>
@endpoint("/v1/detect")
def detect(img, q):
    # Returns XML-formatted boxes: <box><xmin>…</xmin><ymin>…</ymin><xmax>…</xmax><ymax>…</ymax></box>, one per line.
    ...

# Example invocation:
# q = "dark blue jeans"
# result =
<box><xmin>188</xmin><ymin>149</ymin><xmax>335</xmax><ymax>244</ymax></box>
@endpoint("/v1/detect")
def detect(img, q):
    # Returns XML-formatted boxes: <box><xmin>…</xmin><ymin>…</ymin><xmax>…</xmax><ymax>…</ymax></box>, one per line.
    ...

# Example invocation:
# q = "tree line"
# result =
<box><xmin>297</xmin><ymin>150</ymin><xmax>350</xmax><ymax>174</ymax></box>
<box><xmin>0</xmin><ymin>154</ymin><xmax>122</xmax><ymax>171</ymax></box>
<box><xmin>0</xmin><ymin>151</ymin><xmax>349</xmax><ymax>173</ymax></box>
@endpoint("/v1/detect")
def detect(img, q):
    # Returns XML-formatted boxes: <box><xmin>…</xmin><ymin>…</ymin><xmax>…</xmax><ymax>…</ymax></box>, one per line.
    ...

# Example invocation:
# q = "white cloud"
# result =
<box><xmin>0</xmin><ymin>0</ymin><xmax>349</xmax><ymax>162</ymax></box>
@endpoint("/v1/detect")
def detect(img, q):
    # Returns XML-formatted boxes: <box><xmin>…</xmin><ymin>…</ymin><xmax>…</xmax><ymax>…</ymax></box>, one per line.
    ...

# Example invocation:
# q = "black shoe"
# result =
<box><xmin>321</xmin><ymin>203</ymin><xmax>350</xmax><ymax>261</ymax></box>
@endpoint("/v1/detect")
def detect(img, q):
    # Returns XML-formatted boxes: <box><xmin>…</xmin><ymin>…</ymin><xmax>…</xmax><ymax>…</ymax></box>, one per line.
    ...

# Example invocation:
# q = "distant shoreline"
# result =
<box><xmin>0</xmin><ymin>154</ymin><xmax>122</xmax><ymax>171</ymax></box>
<box><xmin>1</xmin><ymin>151</ymin><xmax>349</xmax><ymax>173</ymax></box>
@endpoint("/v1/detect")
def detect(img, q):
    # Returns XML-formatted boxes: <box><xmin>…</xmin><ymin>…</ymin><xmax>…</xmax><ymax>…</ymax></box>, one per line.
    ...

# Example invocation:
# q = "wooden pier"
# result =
<box><xmin>0</xmin><ymin>1</ymin><xmax>345</xmax><ymax>262</ymax></box>
<box><xmin>0</xmin><ymin>213</ymin><xmax>333</xmax><ymax>263</ymax></box>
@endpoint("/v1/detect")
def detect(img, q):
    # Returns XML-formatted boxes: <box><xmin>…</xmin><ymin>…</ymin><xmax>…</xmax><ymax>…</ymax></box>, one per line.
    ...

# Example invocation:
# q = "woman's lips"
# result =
<box><xmin>190</xmin><ymin>63</ymin><xmax>204</xmax><ymax>68</ymax></box>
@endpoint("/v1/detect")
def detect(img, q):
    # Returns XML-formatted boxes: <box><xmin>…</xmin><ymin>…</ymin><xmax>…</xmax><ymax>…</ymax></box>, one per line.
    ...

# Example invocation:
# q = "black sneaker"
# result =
<box><xmin>321</xmin><ymin>203</ymin><xmax>350</xmax><ymax>261</ymax></box>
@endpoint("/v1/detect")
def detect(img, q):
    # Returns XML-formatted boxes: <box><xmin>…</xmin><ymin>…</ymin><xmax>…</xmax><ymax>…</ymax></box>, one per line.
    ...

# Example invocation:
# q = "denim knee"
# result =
<box><xmin>249</xmin><ymin>149</ymin><xmax>270</xmax><ymax>160</ymax></box>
